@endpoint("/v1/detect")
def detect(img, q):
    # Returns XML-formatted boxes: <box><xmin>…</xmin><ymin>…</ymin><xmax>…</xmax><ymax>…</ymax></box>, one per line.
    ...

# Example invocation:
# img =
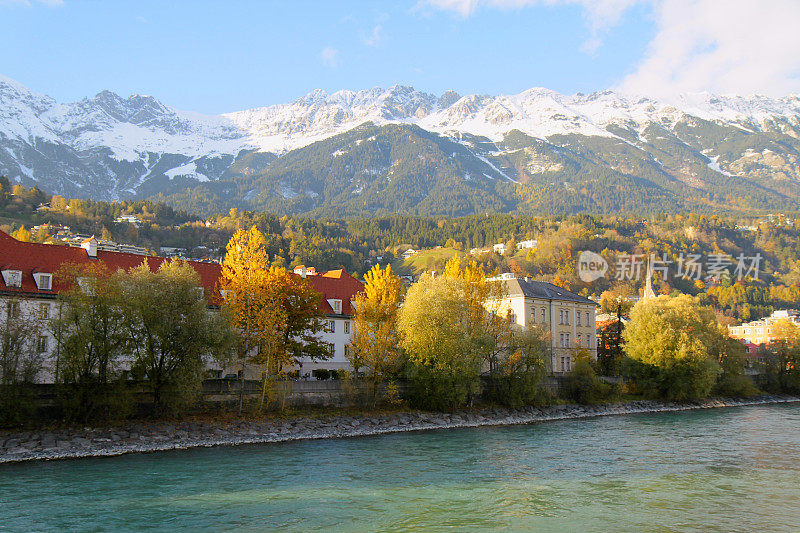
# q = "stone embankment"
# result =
<box><xmin>1</xmin><ymin>395</ymin><xmax>797</xmax><ymax>464</ymax></box>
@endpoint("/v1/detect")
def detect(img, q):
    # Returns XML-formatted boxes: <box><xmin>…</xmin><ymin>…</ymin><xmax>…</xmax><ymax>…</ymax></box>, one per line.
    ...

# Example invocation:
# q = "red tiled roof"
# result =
<box><xmin>0</xmin><ymin>230</ymin><xmax>364</xmax><ymax>315</ymax></box>
<box><xmin>305</xmin><ymin>269</ymin><xmax>364</xmax><ymax>316</ymax></box>
<box><xmin>0</xmin><ymin>230</ymin><xmax>222</xmax><ymax>304</ymax></box>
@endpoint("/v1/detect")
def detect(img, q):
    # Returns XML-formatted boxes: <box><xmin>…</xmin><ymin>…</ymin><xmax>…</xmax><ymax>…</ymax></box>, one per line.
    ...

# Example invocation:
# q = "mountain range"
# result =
<box><xmin>2</xmin><ymin>74</ymin><xmax>800</xmax><ymax>217</ymax></box>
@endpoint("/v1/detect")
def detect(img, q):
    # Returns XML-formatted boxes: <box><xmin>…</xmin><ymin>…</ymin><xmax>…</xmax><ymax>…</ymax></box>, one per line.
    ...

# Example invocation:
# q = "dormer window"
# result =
<box><xmin>2</xmin><ymin>270</ymin><xmax>22</xmax><ymax>288</ymax></box>
<box><xmin>34</xmin><ymin>273</ymin><xmax>52</xmax><ymax>291</ymax></box>
<box><xmin>328</xmin><ymin>299</ymin><xmax>343</xmax><ymax>314</ymax></box>
<box><xmin>194</xmin><ymin>287</ymin><xmax>205</xmax><ymax>300</ymax></box>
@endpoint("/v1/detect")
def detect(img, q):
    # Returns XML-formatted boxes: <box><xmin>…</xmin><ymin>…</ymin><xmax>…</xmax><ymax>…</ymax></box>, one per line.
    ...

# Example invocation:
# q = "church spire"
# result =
<box><xmin>643</xmin><ymin>255</ymin><xmax>656</xmax><ymax>300</ymax></box>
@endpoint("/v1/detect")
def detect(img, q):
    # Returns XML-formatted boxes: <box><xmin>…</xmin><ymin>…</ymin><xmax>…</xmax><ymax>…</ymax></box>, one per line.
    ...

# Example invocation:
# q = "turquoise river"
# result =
<box><xmin>2</xmin><ymin>403</ymin><xmax>800</xmax><ymax>532</ymax></box>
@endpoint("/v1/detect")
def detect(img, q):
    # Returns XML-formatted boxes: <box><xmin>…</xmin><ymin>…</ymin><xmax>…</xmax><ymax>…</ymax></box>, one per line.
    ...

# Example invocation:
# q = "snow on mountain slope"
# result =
<box><xmin>2</xmin><ymin>73</ymin><xmax>800</xmax><ymax>201</ymax></box>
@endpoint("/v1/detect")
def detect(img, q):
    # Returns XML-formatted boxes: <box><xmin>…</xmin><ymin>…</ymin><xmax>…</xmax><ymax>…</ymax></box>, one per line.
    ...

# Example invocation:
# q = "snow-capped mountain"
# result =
<box><xmin>2</xmin><ymin>74</ymin><xmax>800</xmax><ymax>215</ymax></box>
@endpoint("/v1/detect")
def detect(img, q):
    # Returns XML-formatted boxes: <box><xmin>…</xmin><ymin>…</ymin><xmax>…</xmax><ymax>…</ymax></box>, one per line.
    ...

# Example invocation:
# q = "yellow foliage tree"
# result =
<box><xmin>11</xmin><ymin>226</ymin><xmax>31</xmax><ymax>242</ymax></box>
<box><xmin>220</xmin><ymin>226</ymin><xmax>286</xmax><ymax>412</ymax></box>
<box><xmin>350</xmin><ymin>264</ymin><xmax>403</xmax><ymax>406</ymax></box>
<box><xmin>442</xmin><ymin>256</ymin><xmax>511</xmax><ymax>373</ymax></box>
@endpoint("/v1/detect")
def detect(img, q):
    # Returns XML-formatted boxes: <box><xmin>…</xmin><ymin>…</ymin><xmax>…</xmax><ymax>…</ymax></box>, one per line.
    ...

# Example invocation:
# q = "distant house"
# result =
<box><xmin>489</xmin><ymin>273</ymin><xmax>598</xmax><ymax>373</ymax></box>
<box><xmin>492</xmin><ymin>243</ymin><xmax>506</xmax><ymax>254</ymax></box>
<box><xmin>114</xmin><ymin>214</ymin><xmax>142</xmax><ymax>226</ymax></box>
<box><xmin>516</xmin><ymin>239</ymin><xmax>537</xmax><ymax>250</ymax></box>
<box><xmin>401</xmin><ymin>249</ymin><xmax>418</xmax><ymax>260</ymax></box>
<box><xmin>293</xmin><ymin>265</ymin><xmax>318</xmax><ymax>277</ymax></box>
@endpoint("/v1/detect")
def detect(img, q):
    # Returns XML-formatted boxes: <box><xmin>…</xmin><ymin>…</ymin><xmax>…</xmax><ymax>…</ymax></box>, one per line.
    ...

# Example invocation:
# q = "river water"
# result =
<box><xmin>1</xmin><ymin>403</ymin><xmax>799</xmax><ymax>532</ymax></box>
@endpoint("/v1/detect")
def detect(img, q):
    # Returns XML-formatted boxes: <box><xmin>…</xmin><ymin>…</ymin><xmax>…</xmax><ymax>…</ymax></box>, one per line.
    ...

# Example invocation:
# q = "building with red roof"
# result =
<box><xmin>1</xmin><ymin>230</ymin><xmax>364</xmax><ymax>382</ymax></box>
<box><xmin>291</xmin><ymin>266</ymin><xmax>364</xmax><ymax>377</ymax></box>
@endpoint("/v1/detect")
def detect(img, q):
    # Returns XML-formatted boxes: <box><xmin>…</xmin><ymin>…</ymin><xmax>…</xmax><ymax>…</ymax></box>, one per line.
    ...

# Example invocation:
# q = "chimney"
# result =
<box><xmin>81</xmin><ymin>236</ymin><xmax>98</xmax><ymax>258</ymax></box>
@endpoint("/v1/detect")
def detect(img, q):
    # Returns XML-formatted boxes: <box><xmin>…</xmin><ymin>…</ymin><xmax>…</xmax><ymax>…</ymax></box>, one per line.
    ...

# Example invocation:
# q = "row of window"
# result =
<box><xmin>6</xmin><ymin>301</ymin><xmax>52</xmax><ymax>319</ymax></box>
<box><xmin>324</xmin><ymin>319</ymin><xmax>351</xmax><ymax>334</ymax></box>
<box><xmin>1</xmin><ymin>270</ymin><xmax>53</xmax><ymax>290</ymax></box>
<box><xmin>530</xmin><ymin>307</ymin><xmax>593</xmax><ymax>327</ymax></box>
<box><xmin>558</xmin><ymin>332</ymin><xmax>593</xmax><ymax>348</ymax></box>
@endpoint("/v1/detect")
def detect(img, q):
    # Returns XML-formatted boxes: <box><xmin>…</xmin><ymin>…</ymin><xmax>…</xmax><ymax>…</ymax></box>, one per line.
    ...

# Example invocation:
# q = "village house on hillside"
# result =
<box><xmin>0</xmin><ymin>230</ymin><xmax>363</xmax><ymax>383</ymax></box>
<box><xmin>490</xmin><ymin>273</ymin><xmax>598</xmax><ymax>373</ymax></box>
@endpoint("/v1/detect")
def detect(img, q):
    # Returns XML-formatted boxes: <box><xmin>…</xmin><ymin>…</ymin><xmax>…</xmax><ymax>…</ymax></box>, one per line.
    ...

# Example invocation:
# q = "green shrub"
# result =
<box><xmin>484</xmin><ymin>372</ymin><xmax>548</xmax><ymax>408</ymax></box>
<box><xmin>561</xmin><ymin>356</ymin><xmax>619</xmax><ymax>404</ymax></box>
<box><xmin>408</xmin><ymin>364</ymin><xmax>480</xmax><ymax>411</ymax></box>
<box><xmin>0</xmin><ymin>383</ymin><xmax>38</xmax><ymax>428</ymax></box>
<box><xmin>714</xmin><ymin>373</ymin><xmax>760</xmax><ymax>398</ymax></box>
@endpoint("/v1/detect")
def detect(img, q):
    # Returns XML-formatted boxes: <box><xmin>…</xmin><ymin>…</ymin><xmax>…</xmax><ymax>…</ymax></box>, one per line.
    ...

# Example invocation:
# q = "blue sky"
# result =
<box><xmin>3</xmin><ymin>0</ymin><xmax>800</xmax><ymax>114</ymax></box>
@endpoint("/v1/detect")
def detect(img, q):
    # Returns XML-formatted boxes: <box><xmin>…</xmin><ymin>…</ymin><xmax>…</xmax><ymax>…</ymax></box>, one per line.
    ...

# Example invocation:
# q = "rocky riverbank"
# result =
<box><xmin>2</xmin><ymin>395</ymin><xmax>798</xmax><ymax>464</ymax></box>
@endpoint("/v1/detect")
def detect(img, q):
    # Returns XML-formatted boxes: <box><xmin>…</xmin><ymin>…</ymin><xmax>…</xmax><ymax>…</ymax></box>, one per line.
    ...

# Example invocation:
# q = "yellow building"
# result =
<box><xmin>728</xmin><ymin>309</ymin><xmax>800</xmax><ymax>345</ymax></box>
<box><xmin>491</xmin><ymin>273</ymin><xmax>598</xmax><ymax>373</ymax></box>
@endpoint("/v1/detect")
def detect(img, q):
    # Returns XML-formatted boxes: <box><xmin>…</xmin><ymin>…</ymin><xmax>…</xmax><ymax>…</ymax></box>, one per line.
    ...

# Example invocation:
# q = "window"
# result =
<box><xmin>530</xmin><ymin>307</ymin><xmax>536</xmax><ymax>323</ymax></box>
<box><xmin>35</xmin><ymin>273</ymin><xmax>52</xmax><ymax>291</ymax></box>
<box><xmin>577</xmin><ymin>334</ymin><xmax>582</xmax><ymax>346</ymax></box>
<box><xmin>541</xmin><ymin>308</ymin><xmax>546</xmax><ymax>323</ymax></box>
<box><xmin>559</xmin><ymin>333</ymin><xmax>571</xmax><ymax>348</ymax></box>
<box><xmin>559</xmin><ymin>309</ymin><xmax>564</xmax><ymax>325</ymax></box>
<box><xmin>508</xmin><ymin>310</ymin><xmax>516</xmax><ymax>323</ymax></box>
<box><xmin>329</xmin><ymin>299</ymin><xmax>342</xmax><ymax>314</ymax></box>
<box><xmin>36</xmin><ymin>335</ymin><xmax>48</xmax><ymax>354</ymax></box>
<box><xmin>577</xmin><ymin>311</ymin><xmax>582</xmax><ymax>327</ymax></box>
<box><xmin>565</xmin><ymin>310</ymin><xmax>570</xmax><ymax>325</ymax></box>
<box><xmin>7</xmin><ymin>301</ymin><xmax>20</xmax><ymax>318</ymax></box>
<box><xmin>344</xmin><ymin>320</ymin><xmax>351</xmax><ymax>335</ymax></box>
<box><xmin>39</xmin><ymin>302</ymin><xmax>50</xmax><ymax>319</ymax></box>
<box><xmin>3</xmin><ymin>270</ymin><xmax>22</xmax><ymax>288</ymax></box>
<box><xmin>325</xmin><ymin>320</ymin><xmax>335</xmax><ymax>333</ymax></box>
<box><xmin>193</xmin><ymin>287</ymin><xmax>205</xmax><ymax>299</ymax></box>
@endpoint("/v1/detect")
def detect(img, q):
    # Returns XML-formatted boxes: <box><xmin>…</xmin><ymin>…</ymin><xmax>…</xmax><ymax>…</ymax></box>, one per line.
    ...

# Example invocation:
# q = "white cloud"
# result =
<box><xmin>619</xmin><ymin>0</ymin><xmax>800</xmax><ymax>97</ymax></box>
<box><xmin>363</xmin><ymin>24</ymin><xmax>385</xmax><ymax>47</ymax></box>
<box><xmin>320</xmin><ymin>46</ymin><xmax>340</xmax><ymax>68</ymax></box>
<box><xmin>420</xmin><ymin>0</ymin><xmax>638</xmax><ymax>53</ymax></box>
<box><xmin>422</xmin><ymin>0</ymin><xmax>800</xmax><ymax>96</ymax></box>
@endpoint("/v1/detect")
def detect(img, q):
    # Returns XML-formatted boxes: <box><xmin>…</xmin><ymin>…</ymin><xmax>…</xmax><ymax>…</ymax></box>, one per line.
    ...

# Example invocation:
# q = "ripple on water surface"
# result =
<box><xmin>1</xmin><ymin>404</ymin><xmax>799</xmax><ymax>532</ymax></box>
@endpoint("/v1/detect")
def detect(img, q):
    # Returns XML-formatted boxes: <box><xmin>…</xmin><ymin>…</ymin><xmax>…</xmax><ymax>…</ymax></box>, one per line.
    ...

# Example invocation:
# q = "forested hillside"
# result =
<box><xmin>3</xmin><ymin>177</ymin><xmax>799</xmax><ymax>324</ymax></box>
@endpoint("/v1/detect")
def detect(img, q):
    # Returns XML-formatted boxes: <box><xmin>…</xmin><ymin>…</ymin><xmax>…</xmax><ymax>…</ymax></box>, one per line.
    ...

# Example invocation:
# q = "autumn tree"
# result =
<box><xmin>623</xmin><ymin>294</ymin><xmax>747</xmax><ymax>400</ymax></box>
<box><xmin>485</xmin><ymin>325</ymin><xmax>550</xmax><ymax>407</ymax></box>
<box><xmin>0</xmin><ymin>298</ymin><xmax>43</xmax><ymax>426</ymax></box>
<box><xmin>220</xmin><ymin>226</ymin><xmax>285</xmax><ymax>412</ymax></box>
<box><xmin>123</xmin><ymin>260</ymin><xmax>231</xmax><ymax>414</ymax></box>
<box><xmin>769</xmin><ymin>319</ymin><xmax>800</xmax><ymax>394</ymax></box>
<box><xmin>54</xmin><ymin>262</ymin><xmax>131</xmax><ymax>421</ymax></box>
<box><xmin>398</xmin><ymin>274</ymin><xmax>486</xmax><ymax>410</ymax></box>
<box><xmin>269</xmin><ymin>267</ymin><xmax>327</xmax><ymax>365</ymax></box>
<box><xmin>442</xmin><ymin>257</ymin><xmax>511</xmax><ymax>375</ymax></box>
<box><xmin>11</xmin><ymin>226</ymin><xmax>31</xmax><ymax>242</ymax></box>
<box><xmin>350</xmin><ymin>264</ymin><xmax>403</xmax><ymax>406</ymax></box>
<box><xmin>221</xmin><ymin>226</ymin><xmax>327</xmax><ymax>412</ymax></box>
